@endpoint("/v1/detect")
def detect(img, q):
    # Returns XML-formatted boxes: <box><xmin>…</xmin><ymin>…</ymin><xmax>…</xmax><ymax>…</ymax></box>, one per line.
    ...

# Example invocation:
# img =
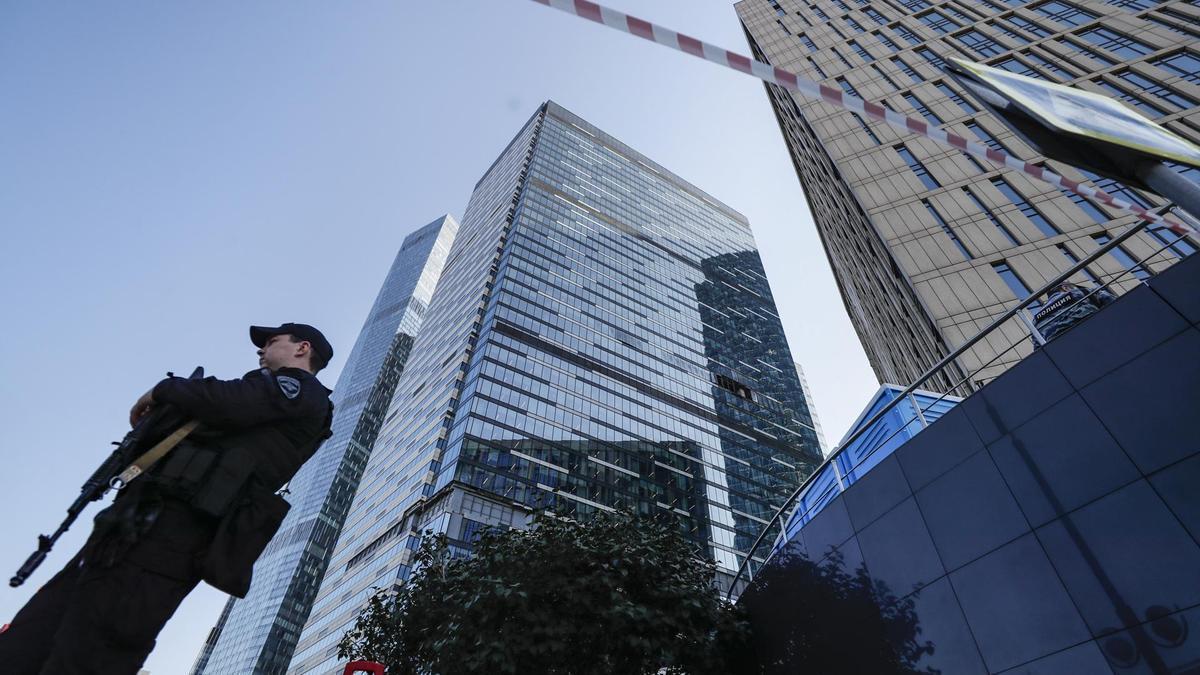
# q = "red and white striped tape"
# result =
<box><xmin>531</xmin><ymin>0</ymin><xmax>1195</xmax><ymax>235</ymax></box>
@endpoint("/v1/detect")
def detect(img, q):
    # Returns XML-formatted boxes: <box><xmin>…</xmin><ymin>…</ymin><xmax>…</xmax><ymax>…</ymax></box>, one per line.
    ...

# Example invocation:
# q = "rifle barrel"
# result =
<box><xmin>8</xmin><ymin>365</ymin><xmax>203</xmax><ymax>588</ymax></box>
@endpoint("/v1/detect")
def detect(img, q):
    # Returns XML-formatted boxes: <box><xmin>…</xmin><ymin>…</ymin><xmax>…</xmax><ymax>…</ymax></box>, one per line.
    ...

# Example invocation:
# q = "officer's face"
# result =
<box><xmin>258</xmin><ymin>334</ymin><xmax>307</xmax><ymax>371</ymax></box>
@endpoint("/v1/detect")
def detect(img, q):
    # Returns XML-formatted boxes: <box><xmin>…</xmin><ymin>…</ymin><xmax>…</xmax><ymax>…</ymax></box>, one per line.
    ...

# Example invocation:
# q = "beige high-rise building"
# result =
<box><xmin>737</xmin><ymin>0</ymin><xmax>1199</xmax><ymax>391</ymax></box>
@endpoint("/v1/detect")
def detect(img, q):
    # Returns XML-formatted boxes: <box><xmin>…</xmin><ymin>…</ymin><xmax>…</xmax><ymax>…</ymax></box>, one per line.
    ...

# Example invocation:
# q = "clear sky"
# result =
<box><xmin>0</xmin><ymin>2</ymin><xmax>879</xmax><ymax>672</ymax></box>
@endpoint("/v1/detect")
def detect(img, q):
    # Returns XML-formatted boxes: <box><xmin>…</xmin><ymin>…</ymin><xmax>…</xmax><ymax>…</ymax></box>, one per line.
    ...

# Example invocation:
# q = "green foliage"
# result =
<box><xmin>337</xmin><ymin>511</ymin><xmax>747</xmax><ymax>675</ymax></box>
<box><xmin>732</xmin><ymin>549</ymin><xmax>937</xmax><ymax>674</ymax></box>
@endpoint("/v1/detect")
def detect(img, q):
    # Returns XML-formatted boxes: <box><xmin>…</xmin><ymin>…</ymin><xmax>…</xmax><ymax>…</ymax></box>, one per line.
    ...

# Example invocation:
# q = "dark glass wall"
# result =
<box><xmin>738</xmin><ymin>253</ymin><xmax>1200</xmax><ymax>674</ymax></box>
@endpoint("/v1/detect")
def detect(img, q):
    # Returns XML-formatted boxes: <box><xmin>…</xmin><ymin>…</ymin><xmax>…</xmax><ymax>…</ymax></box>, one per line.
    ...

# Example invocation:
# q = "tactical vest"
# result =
<box><xmin>139</xmin><ymin>408</ymin><xmax>332</xmax><ymax>596</ymax></box>
<box><xmin>153</xmin><ymin>436</ymin><xmax>259</xmax><ymax>517</ymax></box>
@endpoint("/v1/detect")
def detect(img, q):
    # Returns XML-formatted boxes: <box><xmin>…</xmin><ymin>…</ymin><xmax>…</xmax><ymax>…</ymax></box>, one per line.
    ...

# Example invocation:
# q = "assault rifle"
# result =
<box><xmin>9</xmin><ymin>366</ymin><xmax>204</xmax><ymax>587</ymax></box>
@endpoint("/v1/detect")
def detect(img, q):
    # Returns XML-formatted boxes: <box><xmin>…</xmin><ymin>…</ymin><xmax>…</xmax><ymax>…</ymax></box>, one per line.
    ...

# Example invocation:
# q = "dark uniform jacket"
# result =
<box><xmin>153</xmin><ymin>367</ymin><xmax>333</xmax><ymax>493</ymax></box>
<box><xmin>1033</xmin><ymin>286</ymin><xmax>1116</xmax><ymax>342</ymax></box>
<box><xmin>106</xmin><ymin>367</ymin><xmax>333</xmax><ymax>597</ymax></box>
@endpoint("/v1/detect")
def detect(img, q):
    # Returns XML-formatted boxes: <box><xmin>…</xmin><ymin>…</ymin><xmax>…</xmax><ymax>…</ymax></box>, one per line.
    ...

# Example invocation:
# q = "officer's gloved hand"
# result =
<box><xmin>130</xmin><ymin>389</ymin><xmax>156</xmax><ymax>428</ymax></box>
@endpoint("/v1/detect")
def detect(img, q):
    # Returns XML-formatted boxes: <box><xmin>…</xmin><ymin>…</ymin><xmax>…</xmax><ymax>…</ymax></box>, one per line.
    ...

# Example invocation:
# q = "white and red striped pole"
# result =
<box><xmin>531</xmin><ymin>0</ymin><xmax>1195</xmax><ymax>235</ymax></box>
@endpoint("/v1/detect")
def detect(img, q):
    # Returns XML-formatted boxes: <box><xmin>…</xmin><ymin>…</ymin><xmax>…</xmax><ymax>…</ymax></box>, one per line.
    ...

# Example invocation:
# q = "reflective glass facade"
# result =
<box><xmin>737</xmin><ymin>0</ymin><xmax>1200</xmax><ymax>391</ymax></box>
<box><xmin>288</xmin><ymin>102</ymin><xmax>822</xmax><ymax>674</ymax></box>
<box><xmin>771</xmin><ymin>384</ymin><xmax>960</xmax><ymax>558</ymax></box>
<box><xmin>193</xmin><ymin>215</ymin><xmax>457</xmax><ymax>675</ymax></box>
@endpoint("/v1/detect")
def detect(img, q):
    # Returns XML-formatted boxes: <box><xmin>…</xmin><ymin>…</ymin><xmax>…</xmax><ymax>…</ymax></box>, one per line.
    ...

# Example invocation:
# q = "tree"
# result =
<box><xmin>730</xmin><ymin>548</ymin><xmax>937</xmax><ymax>674</ymax></box>
<box><xmin>337</xmin><ymin>511</ymin><xmax>748</xmax><ymax>674</ymax></box>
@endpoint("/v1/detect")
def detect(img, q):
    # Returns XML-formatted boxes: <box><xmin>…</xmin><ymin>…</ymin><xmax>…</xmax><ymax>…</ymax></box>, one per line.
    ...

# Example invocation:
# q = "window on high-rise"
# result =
<box><xmin>1146</xmin><ymin>225</ymin><xmax>1197</xmax><ymax>259</ymax></box>
<box><xmin>836</xmin><ymin>76</ymin><xmax>862</xmax><ymax>98</ymax></box>
<box><xmin>1147</xmin><ymin>224</ymin><xmax>1195</xmax><ymax>258</ymax></box>
<box><xmin>916</xmin><ymin>47</ymin><xmax>947</xmax><ymax>69</ymax></box>
<box><xmin>892</xmin><ymin>56</ymin><xmax>922</xmax><ymax>83</ymax></box>
<box><xmin>1056</xmin><ymin>244</ymin><xmax>1101</xmax><ymax>284</ymax></box>
<box><xmin>966</xmin><ymin>121</ymin><xmax>1018</xmax><ymax>158</ymax></box>
<box><xmin>988</xmin><ymin>20</ymin><xmax>1029</xmax><ymax>43</ymax></box>
<box><xmin>1077</xmin><ymin>27</ymin><xmax>1153</xmax><ymax>58</ymax></box>
<box><xmin>799</xmin><ymin>33</ymin><xmax>818</xmax><ymax>52</ymax></box>
<box><xmin>991</xmin><ymin>261</ymin><xmax>1037</xmax><ymax>303</ymax></box>
<box><xmin>904</xmin><ymin>92</ymin><xmax>943</xmax><ymax>125</ymax></box>
<box><xmin>896</xmin><ymin>0</ymin><xmax>932</xmax><ymax>10</ymax></box>
<box><xmin>846</xmin><ymin>16</ymin><xmax>866</xmax><ymax>32</ymax></box>
<box><xmin>963</xmin><ymin>153</ymin><xmax>989</xmax><ymax>173</ymax></box>
<box><xmin>1140</xmin><ymin>12</ymin><xmax>1195</xmax><ymax>37</ymax></box>
<box><xmin>849</xmin><ymin>39</ymin><xmax>875</xmax><ymax>61</ymax></box>
<box><xmin>917</xmin><ymin>9</ymin><xmax>960</xmax><ymax>33</ymax></box>
<box><xmin>873</xmin><ymin>30</ymin><xmax>900</xmax><ymax>51</ymax></box>
<box><xmin>810</xmin><ymin>57</ymin><xmax>829</xmax><ymax>78</ymax></box>
<box><xmin>892</xmin><ymin>23</ymin><xmax>922</xmax><ymax>45</ymax></box>
<box><xmin>1150</xmin><ymin>9</ymin><xmax>1200</xmax><ymax>38</ymax></box>
<box><xmin>945</xmin><ymin>3</ymin><xmax>977</xmax><ymax>21</ymax></box>
<box><xmin>1064</xmin><ymin>187</ymin><xmax>1109</xmax><ymax>223</ymax></box>
<box><xmin>777</xmin><ymin>19</ymin><xmax>793</xmax><ymax>35</ymax></box>
<box><xmin>1167</xmin><ymin>162</ymin><xmax>1200</xmax><ymax>183</ymax></box>
<box><xmin>1093</xmin><ymin>232</ymin><xmax>1152</xmax><ymax>279</ymax></box>
<box><xmin>935</xmin><ymin>82</ymin><xmax>978</xmax><ymax>113</ymax></box>
<box><xmin>1115</xmin><ymin>70</ymin><xmax>1196</xmax><ymax>108</ymax></box>
<box><xmin>1091</xmin><ymin>80</ymin><xmax>1166</xmax><ymax>117</ymax></box>
<box><xmin>1077</xmin><ymin>168</ymin><xmax>1151</xmax><ymax>209</ymax></box>
<box><xmin>871</xmin><ymin>63</ymin><xmax>901</xmax><ymax>89</ymax></box>
<box><xmin>811</xmin><ymin>5</ymin><xmax>830</xmax><ymax>20</ymax></box>
<box><xmin>1032</xmin><ymin>1</ymin><xmax>1099</xmax><ymax>26</ymax></box>
<box><xmin>924</xmin><ymin>199</ymin><xmax>973</xmax><ymax>259</ymax></box>
<box><xmin>956</xmin><ymin>29</ymin><xmax>1007</xmax><ymax>57</ymax></box>
<box><xmin>851</xmin><ymin>113</ymin><xmax>882</xmax><ymax>144</ymax></box>
<box><xmin>865</xmin><ymin>7</ymin><xmax>888</xmax><ymax>24</ymax></box>
<box><xmin>1003</xmin><ymin>15</ymin><xmax>1051</xmax><ymax>38</ymax></box>
<box><xmin>1104</xmin><ymin>0</ymin><xmax>1156</xmax><ymax>10</ymax></box>
<box><xmin>1058</xmin><ymin>38</ymin><xmax>1118</xmax><ymax>67</ymax></box>
<box><xmin>896</xmin><ymin>145</ymin><xmax>941</xmax><ymax>189</ymax></box>
<box><xmin>1024</xmin><ymin>50</ymin><xmax>1077</xmax><ymax>80</ymax></box>
<box><xmin>1032</xmin><ymin>162</ymin><xmax>1108</xmax><ymax>223</ymax></box>
<box><xmin>963</xmin><ymin>188</ymin><xmax>1021</xmax><ymax>246</ymax></box>
<box><xmin>833</xmin><ymin>47</ymin><xmax>853</xmax><ymax>68</ymax></box>
<box><xmin>991</xmin><ymin>178</ymin><xmax>1061</xmax><ymax>237</ymax></box>
<box><xmin>993</xmin><ymin>56</ymin><xmax>1041</xmax><ymax>79</ymax></box>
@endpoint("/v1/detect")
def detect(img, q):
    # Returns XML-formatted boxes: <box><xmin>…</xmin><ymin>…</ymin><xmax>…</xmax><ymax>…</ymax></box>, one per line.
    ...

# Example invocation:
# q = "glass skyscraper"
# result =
<box><xmin>192</xmin><ymin>215</ymin><xmax>458</xmax><ymax>675</ymax></box>
<box><xmin>738</xmin><ymin>0</ymin><xmax>1199</xmax><ymax>391</ymax></box>
<box><xmin>288</xmin><ymin>101</ymin><xmax>823</xmax><ymax>674</ymax></box>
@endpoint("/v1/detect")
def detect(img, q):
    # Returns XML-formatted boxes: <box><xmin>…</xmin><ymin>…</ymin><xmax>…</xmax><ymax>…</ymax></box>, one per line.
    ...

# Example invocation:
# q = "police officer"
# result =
<box><xmin>1032</xmin><ymin>281</ymin><xmax>1117</xmax><ymax>344</ymax></box>
<box><xmin>0</xmin><ymin>323</ymin><xmax>334</xmax><ymax>674</ymax></box>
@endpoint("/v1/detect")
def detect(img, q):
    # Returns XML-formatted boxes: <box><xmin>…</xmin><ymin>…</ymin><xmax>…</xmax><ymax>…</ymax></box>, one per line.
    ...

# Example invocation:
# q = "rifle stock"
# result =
<box><xmin>9</xmin><ymin>366</ymin><xmax>204</xmax><ymax>588</ymax></box>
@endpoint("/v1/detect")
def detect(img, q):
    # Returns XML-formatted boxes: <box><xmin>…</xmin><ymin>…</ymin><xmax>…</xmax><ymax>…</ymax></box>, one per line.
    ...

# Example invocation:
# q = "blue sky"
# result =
<box><xmin>0</xmin><ymin>2</ymin><xmax>878</xmax><ymax>671</ymax></box>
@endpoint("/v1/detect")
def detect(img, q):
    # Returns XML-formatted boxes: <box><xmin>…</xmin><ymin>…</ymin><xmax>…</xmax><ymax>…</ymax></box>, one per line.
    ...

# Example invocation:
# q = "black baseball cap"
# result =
<box><xmin>250</xmin><ymin>323</ymin><xmax>334</xmax><ymax>364</ymax></box>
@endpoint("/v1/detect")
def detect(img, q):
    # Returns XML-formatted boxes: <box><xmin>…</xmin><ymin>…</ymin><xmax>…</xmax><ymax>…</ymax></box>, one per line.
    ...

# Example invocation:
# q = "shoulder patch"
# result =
<box><xmin>277</xmin><ymin>375</ymin><xmax>301</xmax><ymax>400</ymax></box>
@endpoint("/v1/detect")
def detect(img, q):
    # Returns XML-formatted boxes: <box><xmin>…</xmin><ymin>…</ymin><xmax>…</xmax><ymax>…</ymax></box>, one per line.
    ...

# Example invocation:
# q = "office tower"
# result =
<box><xmin>737</xmin><ymin>0</ymin><xmax>1199</xmax><ymax>389</ymax></box>
<box><xmin>193</xmin><ymin>215</ymin><xmax>458</xmax><ymax>674</ymax></box>
<box><xmin>288</xmin><ymin>101</ymin><xmax>823</xmax><ymax>674</ymax></box>
<box><xmin>793</xmin><ymin>361</ymin><xmax>830</xmax><ymax>454</ymax></box>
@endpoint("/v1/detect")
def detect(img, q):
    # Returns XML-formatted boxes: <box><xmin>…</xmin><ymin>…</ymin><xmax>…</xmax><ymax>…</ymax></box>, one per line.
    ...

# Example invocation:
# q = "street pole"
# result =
<box><xmin>1135</xmin><ymin>160</ymin><xmax>1200</xmax><ymax>221</ymax></box>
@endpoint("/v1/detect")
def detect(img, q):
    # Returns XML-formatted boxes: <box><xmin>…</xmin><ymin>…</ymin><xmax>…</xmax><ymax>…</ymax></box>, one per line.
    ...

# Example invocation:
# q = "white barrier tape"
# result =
<box><xmin>533</xmin><ymin>0</ymin><xmax>1195</xmax><ymax>236</ymax></box>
